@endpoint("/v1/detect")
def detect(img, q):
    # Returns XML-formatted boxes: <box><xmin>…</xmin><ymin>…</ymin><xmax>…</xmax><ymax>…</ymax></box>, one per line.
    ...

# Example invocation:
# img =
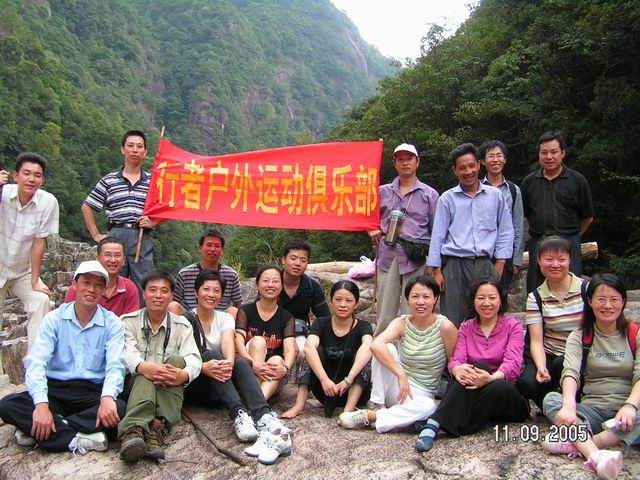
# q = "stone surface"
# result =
<box><xmin>0</xmin><ymin>383</ymin><xmax>638</xmax><ymax>480</ymax></box>
<box><xmin>0</xmin><ymin>338</ymin><xmax>27</xmax><ymax>384</ymax></box>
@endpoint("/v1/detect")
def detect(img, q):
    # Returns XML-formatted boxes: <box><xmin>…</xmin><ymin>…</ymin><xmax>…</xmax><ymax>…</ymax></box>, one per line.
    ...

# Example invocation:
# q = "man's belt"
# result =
<box><xmin>108</xmin><ymin>221</ymin><xmax>139</xmax><ymax>230</ymax></box>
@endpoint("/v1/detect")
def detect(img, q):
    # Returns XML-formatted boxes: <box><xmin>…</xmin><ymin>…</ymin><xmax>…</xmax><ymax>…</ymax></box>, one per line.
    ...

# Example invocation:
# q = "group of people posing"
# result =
<box><xmin>0</xmin><ymin>130</ymin><xmax>637</xmax><ymax>479</ymax></box>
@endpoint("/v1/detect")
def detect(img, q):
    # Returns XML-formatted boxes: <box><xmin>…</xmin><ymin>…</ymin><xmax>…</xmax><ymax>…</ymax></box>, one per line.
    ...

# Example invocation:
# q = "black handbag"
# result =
<box><xmin>294</xmin><ymin>318</ymin><xmax>309</xmax><ymax>337</ymax></box>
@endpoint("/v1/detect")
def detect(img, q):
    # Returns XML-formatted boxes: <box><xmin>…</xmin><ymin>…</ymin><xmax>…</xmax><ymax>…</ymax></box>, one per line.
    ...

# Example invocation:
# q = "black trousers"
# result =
<box><xmin>0</xmin><ymin>379</ymin><xmax>126</xmax><ymax>452</ymax></box>
<box><xmin>184</xmin><ymin>350</ymin><xmax>271</xmax><ymax>421</ymax></box>
<box><xmin>432</xmin><ymin>362</ymin><xmax>529</xmax><ymax>437</ymax></box>
<box><xmin>299</xmin><ymin>348</ymin><xmax>371</xmax><ymax>417</ymax></box>
<box><xmin>516</xmin><ymin>350</ymin><xmax>564</xmax><ymax>410</ymax></box>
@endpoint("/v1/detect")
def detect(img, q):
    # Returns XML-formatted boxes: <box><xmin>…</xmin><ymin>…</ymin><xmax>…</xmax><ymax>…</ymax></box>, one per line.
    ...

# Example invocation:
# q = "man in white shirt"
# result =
<box><xmin>0</xmin><ymin>153</ymin><xmax>59</xmax><ymax>347</ymax></box>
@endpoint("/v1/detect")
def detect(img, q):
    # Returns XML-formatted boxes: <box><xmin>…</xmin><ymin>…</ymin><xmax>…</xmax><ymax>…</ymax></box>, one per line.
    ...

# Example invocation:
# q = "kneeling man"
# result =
<box><xmin>118</xmin><ymin>271</ymin><xmax>201</xmax><ymax>463</ymax></box>
<box><xmin>0</xmin><ymin>261</ymin><xmax>126</xmax><ymax>454</ymax></box>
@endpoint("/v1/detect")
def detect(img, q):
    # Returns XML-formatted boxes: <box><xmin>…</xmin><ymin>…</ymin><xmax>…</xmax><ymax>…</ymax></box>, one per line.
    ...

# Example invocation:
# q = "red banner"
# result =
<box><xmin>143</xmin><ymin>138</ymin><xmax>382</xmax><ymax>231</ymax></box>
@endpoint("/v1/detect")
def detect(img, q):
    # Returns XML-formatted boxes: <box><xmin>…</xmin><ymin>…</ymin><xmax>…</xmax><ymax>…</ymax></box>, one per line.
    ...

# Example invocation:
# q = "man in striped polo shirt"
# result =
<box><xmin>168</xmin><ymin>229</ymin><xmax>242</xmax><ymax>318</ymax></box>
<box><xmin>81</xmin><ymin>130</ymin><xmax>158</xmax><ymax>294</ymax></box>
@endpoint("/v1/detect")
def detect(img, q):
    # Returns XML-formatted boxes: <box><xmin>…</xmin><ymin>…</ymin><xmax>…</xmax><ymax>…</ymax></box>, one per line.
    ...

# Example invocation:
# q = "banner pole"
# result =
<box><xmin>135</xmin><ymin>126</ymin><xmax>164</xmax><ymax>263</ymax></box>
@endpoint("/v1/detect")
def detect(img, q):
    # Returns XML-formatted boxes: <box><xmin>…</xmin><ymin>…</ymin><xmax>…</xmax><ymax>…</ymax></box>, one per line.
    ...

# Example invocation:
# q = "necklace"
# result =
<box><xmin>332</xmin><ymin>316</ymin><xmax>354</xmax><ymax>335</ymax></box>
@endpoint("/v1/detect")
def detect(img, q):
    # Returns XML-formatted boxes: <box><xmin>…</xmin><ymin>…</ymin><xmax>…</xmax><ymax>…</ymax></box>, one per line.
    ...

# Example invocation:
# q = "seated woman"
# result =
<box><xmin>235</xmin><ymin>265</ymin><xmax>296</xmax><ymax>400</ymax></box>
<box><xmin>281</xmin><ymin>280</ymin><xmax>373</xmax><ymax>419</ymax></box>
<box><xmin>338</xmin><ymin>275</ymin><xmax>457</xmax><ymax>433</ymax></box>
<box><xmin>183</xmin><ymin>270</ymin><xmax>289</xmax><ymax>445</ymax></box>
<box><xmin>541</xmin><ymin>273</ymin><xmax>639</xmax><ymax>480</ymax></box>
<box><xmin>517</xmin><ymin>235</ymin><xmax>587</xmax><ymax>411</ymax></box>
<box><xmin>415</xmin><ymin>277</ymin><xmax>530</xmax><ymax>451</ymax></box>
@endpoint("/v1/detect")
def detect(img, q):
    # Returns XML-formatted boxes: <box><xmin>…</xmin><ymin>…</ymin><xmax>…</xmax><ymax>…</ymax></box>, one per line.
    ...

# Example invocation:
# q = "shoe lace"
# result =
<box><xmin>354</xmin><ymin>410</ymin><xmax>369</xmax><ymax>426</ymax></box>
<box><xmin>68</xmin><ymin>437</ymin><xmax>89</xmax><ymax>456</ymax></box>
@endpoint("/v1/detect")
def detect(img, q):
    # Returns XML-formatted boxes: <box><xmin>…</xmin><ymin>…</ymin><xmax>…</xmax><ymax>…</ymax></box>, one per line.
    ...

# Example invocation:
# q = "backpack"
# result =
<box><xmin>577</xmin><ymin>321</ymin><xmax>639</xmax><ymax>401</ymax></box>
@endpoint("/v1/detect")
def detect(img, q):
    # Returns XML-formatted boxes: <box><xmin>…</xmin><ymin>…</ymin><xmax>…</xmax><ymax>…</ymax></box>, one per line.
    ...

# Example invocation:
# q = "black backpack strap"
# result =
<box><xmin>506</xmin><ymin>180</ymin><xmax>517</xmax><ymax>213</ymax></box>
<box><xmin>183</xmin><ymin>309</ymin><xmax>206</xmax><ymax>353</ymax></box>
<box><xmin>525</xmin><ymin>288</ymin><xmax>544</xmax><ymax>347</ymax></box>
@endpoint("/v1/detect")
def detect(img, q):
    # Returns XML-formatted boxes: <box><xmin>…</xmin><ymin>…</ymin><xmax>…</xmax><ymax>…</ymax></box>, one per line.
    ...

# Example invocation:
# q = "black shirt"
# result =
<box><xmin>521</xmin><ymin>166</ymin><xmax>594</xmax><ymax>237</ymax></box>
<box><xmin>309</xmin><ymin>316</ymin><xmax>373</xmax><ymax>382</ymax></box>
<box><xmin>279</xmin><ymin>273</ymin><xmax>330</xmax><ymax>324</ymax></box>
<box><xmin>236</xmin><ymin>302</ymin><xmax>295</xmax><ymax>359</ymax></box>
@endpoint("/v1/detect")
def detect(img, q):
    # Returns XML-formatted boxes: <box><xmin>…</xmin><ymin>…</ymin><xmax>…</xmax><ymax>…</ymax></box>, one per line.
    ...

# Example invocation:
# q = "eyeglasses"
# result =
<box><xmin>101</xmin><ymin>253</ymin><xmax>124</xmax><ymax>259</ymax></box>
<box><xmin>485</xmin><ymin>154</ymin><xmax>505</xmax><ymax>160</ymax></box>
<box><xmin>592</xmin><ymin>297</ymin><xmax>623</xmax><ymax>307</ymax></box>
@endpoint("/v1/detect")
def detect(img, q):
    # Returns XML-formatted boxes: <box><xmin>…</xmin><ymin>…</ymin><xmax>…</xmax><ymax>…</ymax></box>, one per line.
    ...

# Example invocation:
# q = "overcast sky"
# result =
<box><xmin>331</xmin><ymin>0</ymin><xmax>478</xmax><ymax>59</ymax></box>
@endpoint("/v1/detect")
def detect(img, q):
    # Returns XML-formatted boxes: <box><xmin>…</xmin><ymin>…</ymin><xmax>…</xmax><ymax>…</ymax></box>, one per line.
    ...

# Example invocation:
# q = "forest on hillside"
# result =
<box><xmin>2</xmin><ymin>0</ymin><xmax>640</xmax><ymax>287</ymax></box>
<box><xmin>329</xmin><ymin>0</ymin><xmax>640</xmax><ymax>286</ymax></box>
<box><xmin>0</xmin><ymin>0</ymin><xmax>391</xmax><ymax>274</ymax></box>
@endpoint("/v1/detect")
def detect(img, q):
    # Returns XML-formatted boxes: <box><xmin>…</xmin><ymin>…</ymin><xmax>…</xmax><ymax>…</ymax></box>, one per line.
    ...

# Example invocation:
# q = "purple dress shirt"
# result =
<box><xmin>448</xmin><ymin>314</ymin><xmax>525</xmax><ymax>383</ymax></box>
<box><xmin>426</xmin><ymin>182</ymin><xmax>514</xmax><ymax>268</ymax></box>
<box><xmin>377</xmin><ymin>177</ymin><xmax>439</xmax><ymax>275</ymax></box>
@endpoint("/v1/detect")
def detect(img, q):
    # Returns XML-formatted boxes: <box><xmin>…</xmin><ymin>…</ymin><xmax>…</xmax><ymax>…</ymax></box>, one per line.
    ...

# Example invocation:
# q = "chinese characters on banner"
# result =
<box><xmin>143</xmin><ymin>138</ymin><xmax>383</xmax><ymax>231</ymax></box>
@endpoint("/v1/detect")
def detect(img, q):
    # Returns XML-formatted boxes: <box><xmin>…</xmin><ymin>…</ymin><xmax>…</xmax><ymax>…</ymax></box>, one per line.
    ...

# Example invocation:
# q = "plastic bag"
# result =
<box><xmin>348</xmin><ymin>255</ymin><xmax>375</xmax><ymax>279</ymax></box>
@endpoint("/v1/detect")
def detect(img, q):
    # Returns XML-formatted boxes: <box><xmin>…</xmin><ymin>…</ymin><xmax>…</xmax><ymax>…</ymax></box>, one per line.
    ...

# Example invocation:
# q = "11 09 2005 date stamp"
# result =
<box><xmin>493</xmin><ymin>424</ymin><xmax>589</xmax><ymax>443</ymax></box>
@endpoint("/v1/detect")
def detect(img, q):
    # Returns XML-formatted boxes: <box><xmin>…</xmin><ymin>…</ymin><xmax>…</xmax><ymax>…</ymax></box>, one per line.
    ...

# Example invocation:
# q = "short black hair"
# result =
<box><xmin>97</xmin><ymin>236</ymin><xmax>126</xmax><ymax>255</ymax></box>
<box><xmin>538</xmin><ymin>131</ymin><xmax>567</xmax><ymax>152</ymax></box>
<box><xmin>465</xmin><ymin>277</ymin><xmax>506</xmax><ymax>320</ymax></box>
<box><xmin>283</xmin><ymin>239</ymin><xmax>311</xmax><ymax>258</ymax></box>
<box><xmin>14</xmin><ymin>152</ymin><xmax>48</xmax><ymax>175</ymax></box>
<box><xmin>536</xmin><ymin>235</ymin><xmax>572</xmax><ymax>259</ymax></box>
<box><xmin>121</xmin><ymin>130</ymin><xmax>147</xmax><ymax>149</ymax></box>
<box><xmin>479</xmin><ymin>140</ymin><xmax>508</xmax><ymax>159</ymax></box>
<box><xmin>404</xmin><ymin>275</ymin><xmax>440</xmax><ymax>301</ymax></box>
<box><xmin>330</xmin><ymin>280</ymin><xmax>360</xmax><ymax>302</ymax></box>
<box><xmin>194</xmin><ymin>269</ymin><xmax>226</xmax><ymax>296</ymax></box>
<box><xmin>450</xmin><ymin>143</ymin><xmax>479</xmax><ymax>166</ymax></box>
<box><xmin>199</xmin><ymin>229</ymin><xmax>225</xmax><ymax>248</ymax></box>
<box><xmin>142</xmin><ymin>271</ymin><xmax>175</xmax><ymax>292</ymax></box>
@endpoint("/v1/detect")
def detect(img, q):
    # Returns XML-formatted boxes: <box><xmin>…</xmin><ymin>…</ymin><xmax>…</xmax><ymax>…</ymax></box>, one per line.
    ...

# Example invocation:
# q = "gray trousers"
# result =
<box><xmin>543</xmin><ymin>392</ymin><xmax>640</xmax><ymax>446</ymax></box>
<box><xmin>440</xmin><ymin>256</ymin><xmax>497</xmax><ymax>327</ymax></box>
<box><xmin>108</xmin><ymin>226</ymin><xmax>154</xmax><ymax>295</ymax></box>
<box><xmin>527</xmin><ymin>234</ymin><xmax>581</xmax><ymax>293</ymax></box>
<box><xmin>375</xmin><ymin>257</ymin><xmax>423</xmax><ymax>334</ymax></box>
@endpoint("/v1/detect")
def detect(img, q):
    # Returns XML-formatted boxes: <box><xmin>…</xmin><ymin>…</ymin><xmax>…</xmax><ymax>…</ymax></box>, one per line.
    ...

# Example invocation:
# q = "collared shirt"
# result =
<box><xmin>377</xmin><ymin>177</ymin><xmax>439</xmax><ymax>274</ymax></box>
<box><xmin>121</xmin><ymin>308</ymin><xmax>202</xmax><ymax>384</ymax></box>
<box><xmin>427</xmin><ymin>182</ymin><xmax>514</xmax><ymax>268</ymax></box>
<box><xmin>173</xmin><ymin>262</ymin><xmax>242</xmax><ymax>311</ymax></box>
<box><xmin>0</xmin><ymin>185</ymin><xmax>59</xmax><ymax>287</ymax></box>
<box><xmin>481</xmin><ymin>176</ymin><xmax>525</xmax><ymax>267</ymax></box>
<box><xmin>448</xmin><ymin>315</ymin><xmax>525</xmax><ymax>383</ymax></box>
<box><xmin>521</xmin><ymin>165</ymin><xmax>594</xmax><ymax>237</ymax></box>
<box><xmin>25</xmin><ymin>303</ymin><xmax>125</xmax><ymax>405</ymax></box>
<box><xmin>278</xmin><ymin>273</ymin><xmax>330</xmax><ymax>323</ymax></box>
<box><xmin>64</xmin><ymin>275</ymin><xmax>140</xmax><ymax>316</ymax></box>
<box><xmin>84</xmin><ymin>168</ymin><xmax>150</xmax><ymax>223</ymax></box>
<box><xmin>525</xmin><ymin>272</ymin><xmax>585</xmax><ymax>356</ymax></box>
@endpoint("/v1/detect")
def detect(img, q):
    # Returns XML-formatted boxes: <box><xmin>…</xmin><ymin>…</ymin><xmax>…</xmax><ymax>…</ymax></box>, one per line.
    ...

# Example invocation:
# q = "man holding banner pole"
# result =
<box><xmin>81</xmin><ymin>130</ymin><xmax>157</xmax><ymax>295</ymax></box>
<box><xmin>369</xmin><ymin>143</ymin><xmax>439</xmax><ymax>335</ymax></box>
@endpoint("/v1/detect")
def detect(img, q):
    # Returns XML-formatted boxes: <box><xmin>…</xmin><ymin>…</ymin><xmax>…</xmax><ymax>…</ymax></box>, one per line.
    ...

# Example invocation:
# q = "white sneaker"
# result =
<box><xmin>245</xmin><ymin>431</ymin><xmax>277</xmax><ymax>457</ymax></box>
<box><xmin>338</xmin><ymin>409</ymin><xmax>370</xmax><ymax>429</ymax></box>
<box><xmin>14</xmin><ymin>429</ymin><xmax>36</xmax><ymax>447</ymax></box>
<box><xmin>234</xmin><ymin>410</ymin><xmax>259</xmax><ymax>442</ymax></box>
<box><xmin>584</xmin><ymin>450</ymin><xmax>624</xmax><ymax>480</ymax></box>
<box><xmin>256</xmin><ymin>411</ymin><xmax>290</xmax><ymax>434</ymax></box>
<box><xmin>68</xmin><ymin>431</ymin><xmax>108</xmax><ymax>455</ymax></box>
<box><xmin>258</xmin><ymin>430</ymin><xmax>293</xmax><ymax>465</ymax></box>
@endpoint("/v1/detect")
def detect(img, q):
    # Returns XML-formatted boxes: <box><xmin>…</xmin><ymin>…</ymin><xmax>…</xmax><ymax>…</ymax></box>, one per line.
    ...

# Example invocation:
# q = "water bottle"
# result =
<box><xmin>385</xmin><ymin>209</ymin><xmax>405</xmax><ymax>245</ymax></box>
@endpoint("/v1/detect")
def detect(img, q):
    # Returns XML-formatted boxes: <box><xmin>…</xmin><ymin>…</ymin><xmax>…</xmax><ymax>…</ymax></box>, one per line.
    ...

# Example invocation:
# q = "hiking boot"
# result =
<box><xmin>234</xmin><ymin>410</ymin><xmax>259</xmax><ymax>442</ymax></box>
<box><xmin>338</xmin><ymin>409</ymin><xmax>370</xmax><ymax>429</ymax></box>
<box><xmin>120</xmin><ymin>425</ymin><xmax>147</xmax><ymax>463</ymax></box>
<box><xmin>584</xmin><ymin>450</ymin><xmax>623</xmax><ymax>480</ymax></box>
<box><xmin>14</xmin><ymin>429</ymin><xmax>36</xmax><ymax>447</ymax></box>
<box><xmin>68</xmin><ymin>431</ymin><xmax>108</xmax><ymax>455</ymax></box>
<box><xmin>146</xmin><ymin>418</ymin><xmax>167</xmax><ymax>460</ymax></box>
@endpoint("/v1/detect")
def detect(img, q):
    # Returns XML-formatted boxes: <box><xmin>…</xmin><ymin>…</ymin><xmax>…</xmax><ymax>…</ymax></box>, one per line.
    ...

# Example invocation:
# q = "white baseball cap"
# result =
<box><xmin>393</xmin><ymin>143</ymin><xmax>418</xmax><ymax>158</ymax></box>
<box><xmin>74</xmin><ymin>260</ymin><xmax>109</xmax><ymax>283</ymax></box>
